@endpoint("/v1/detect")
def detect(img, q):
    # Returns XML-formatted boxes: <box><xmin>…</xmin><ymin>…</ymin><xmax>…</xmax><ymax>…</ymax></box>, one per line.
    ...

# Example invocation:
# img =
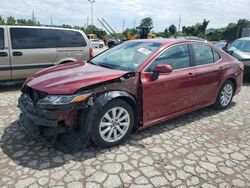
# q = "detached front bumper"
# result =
<box><xmin>18</xmin><ymin>94</ymin><xmax>83</xmax><ymax>139</ymax></box>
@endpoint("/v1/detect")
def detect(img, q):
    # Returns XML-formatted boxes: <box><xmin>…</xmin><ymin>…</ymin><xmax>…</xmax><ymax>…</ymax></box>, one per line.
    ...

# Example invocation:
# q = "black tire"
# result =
<box><xmin>213</xmin><ymin>80</ymin><xmax>234</xmax><ymax>110</ymax></box>
<box><xmin>99</xmin><ymin>44</ymin><xmax>104</xmax><ymax>48</ymax></box>
<box><xmin>91</xmin><ymin>99</ymin><xmax>134</xmax><ymax>147</ymax></box>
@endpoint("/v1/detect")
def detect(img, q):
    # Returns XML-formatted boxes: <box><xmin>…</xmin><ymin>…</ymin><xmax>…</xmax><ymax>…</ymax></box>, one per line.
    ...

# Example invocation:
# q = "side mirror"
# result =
<box><xmin>153</xmin><ymin>64</ymin><xmax>173</xmax><ymax>74</ymax></box>
<box><xmin>152</xmin><ymin>64</ymin><xmax>173</xmax><ymax>81</ymax></box>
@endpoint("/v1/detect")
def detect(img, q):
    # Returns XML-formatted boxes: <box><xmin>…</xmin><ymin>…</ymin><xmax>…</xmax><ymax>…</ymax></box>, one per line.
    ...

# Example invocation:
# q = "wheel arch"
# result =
<box><xmin>83</xmin><ymin>90</ymin><xmax>139</xmax><ymax>137</ymax></box>
<box><xmin>225</xmin><ymin>76</ymin><xmax>237</xmax><ymax>95</ymax></box>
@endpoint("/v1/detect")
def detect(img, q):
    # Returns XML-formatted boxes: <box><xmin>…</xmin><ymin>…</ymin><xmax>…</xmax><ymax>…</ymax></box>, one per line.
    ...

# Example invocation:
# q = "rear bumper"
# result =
<box><xmin>18</xmin><ymin>94</ymin><xmax>82</xmax><ymax>138</ymax></box>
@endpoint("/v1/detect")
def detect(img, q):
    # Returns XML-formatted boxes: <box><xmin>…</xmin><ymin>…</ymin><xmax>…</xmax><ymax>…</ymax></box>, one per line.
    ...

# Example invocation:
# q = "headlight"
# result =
<box><xmin>38</xmin><ymin>93</ymin><xmax>91</xmax><ymax>105</ymax></box>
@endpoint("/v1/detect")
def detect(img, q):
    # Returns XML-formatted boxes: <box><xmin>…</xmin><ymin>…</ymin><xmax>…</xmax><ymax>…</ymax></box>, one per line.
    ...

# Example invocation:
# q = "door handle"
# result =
<box><xmin>12</xmin><ymin>51</ymin><xmax>23</xmax><ymax>56</ymax></box>
<box><xmin>0</xmin><ymin>52</ymin><xmax>8</xmax><ymax>57</ymax></box>
<box><xmin>186</xmin><ymin>72</ymin><xmax>196</xmax><ymax>78</ymax></box>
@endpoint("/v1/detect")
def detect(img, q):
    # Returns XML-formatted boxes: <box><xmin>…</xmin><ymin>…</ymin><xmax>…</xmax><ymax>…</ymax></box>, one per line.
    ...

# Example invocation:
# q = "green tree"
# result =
<box><xmin>123</xmin><ymin>28</ymin><xmax>137</xmax><ymax>36</ymax></box>
<box><xmin>17</xmin><ymin>18</ymin><xmax>27</xmax><ymax>25</ymax></box>
<box><xmin>0</xmin><ymin>16</ymin><xmax>5</xmax><ymax>25</ymax></box>
<box><xmin>6</xmin><ymin>16</ymin><xmax>16</xmax><ymax>25</ymax></box>
<box><xmin>222</xmin><ymin>23</ymin><xmax>238</xmax><ymax>41</ymax></box>
<box><xmin>139</xmin><ymin>17</ymin><xmax>153</xmax><ymax>30</ymax></box>
<box><xmin>164</xmin><ymin>28</ymin><xmax>170</xmax><ymax>38</ymax></box>
<box><xmin>169</xmin><ymin>24</ymin><xmax>177</xmax><ymax>35</ymax></box>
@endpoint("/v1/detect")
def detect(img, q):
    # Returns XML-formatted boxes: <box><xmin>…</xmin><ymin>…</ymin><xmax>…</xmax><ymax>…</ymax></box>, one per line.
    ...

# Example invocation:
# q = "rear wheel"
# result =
<box><xmin>213</xmin><ymin>80</ymin><xmax>234</xmax><ymax>110</ymax></box>
<box><xmin>99</xmin><ymin>44</ymin><xmax>104</xmax><ymax>48</ymax></box>
<box><xmin>91</xmin><ymin>99</ymin><xmax>134</xmax><ymax>147</ymax></box>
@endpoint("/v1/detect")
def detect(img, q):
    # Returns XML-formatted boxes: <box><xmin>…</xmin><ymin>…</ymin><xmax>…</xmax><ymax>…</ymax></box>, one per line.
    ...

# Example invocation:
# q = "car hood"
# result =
<box><xmin>233</xmin><ymin>50</ymin><xmax>250</xmax><ymax>60</ymax></box>
<box><xmin>25</xmin><ymin>61</ymin><xmax>128</xmax><ymax>95</ymax></box>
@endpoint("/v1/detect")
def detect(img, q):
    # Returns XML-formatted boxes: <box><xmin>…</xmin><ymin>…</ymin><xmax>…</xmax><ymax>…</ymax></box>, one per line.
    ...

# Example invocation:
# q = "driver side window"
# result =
<box><xmin>147</xmin><ymin>44</ymin><xmax>190</xmax><ymax>71</ymax></box>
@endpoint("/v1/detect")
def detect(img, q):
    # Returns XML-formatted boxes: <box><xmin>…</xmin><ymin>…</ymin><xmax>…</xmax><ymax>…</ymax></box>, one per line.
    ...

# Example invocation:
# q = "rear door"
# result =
<box><xmin>9</xmin><ymin>27</ymin><xmax>57</xmax><ymax>79</ymax></box>
<box><xmin>190</xmin><ymin>43</ymin><xmax>223</xmax><ymax>106</ymax></box>
<box><xmin>52</xmin><ymin>29</ymin><xmax>90</xmax><ymax>62</ymax></box>
<box><xmin>0</xmin><ymin>26</ymin><xmax>11</xmax><ymax>80</ymax></box>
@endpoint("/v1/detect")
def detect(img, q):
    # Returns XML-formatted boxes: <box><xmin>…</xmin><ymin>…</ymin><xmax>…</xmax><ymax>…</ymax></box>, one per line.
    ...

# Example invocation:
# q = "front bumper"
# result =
<box><xmin>18</xmin><ymin>94</ymin><xmax>83</xmax><ymax>138</ymax></box>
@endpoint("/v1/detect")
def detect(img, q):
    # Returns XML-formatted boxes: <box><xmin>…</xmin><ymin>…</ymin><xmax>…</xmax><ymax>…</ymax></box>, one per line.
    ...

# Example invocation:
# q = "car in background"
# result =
<box><xmin>107</xmin><ymin>39</ymin><xmax>121</xmax><ymax>48</ymax></box>
<box><xmin>18</xmin><ymin>39</ymin><xmax>243</xmax><ymax>152</ymax></box>
<box><xmin>226</xmin><ymin>37</ymin><xmax>250</xmax><ymax>79</ymax></box>
<box><xmin>90</xmin><ymin>39</ymin><xmax>105</xmax><ymax>48</ymax></box>
<box><xmin>0</xmin><ymin>26</ymin><xmax>92</xmax><ymax>81</ymax></box>
<box><xmin>215</xmin><ymin>41</ymin><xmax>227</xmax><ymax>49</ymax></box>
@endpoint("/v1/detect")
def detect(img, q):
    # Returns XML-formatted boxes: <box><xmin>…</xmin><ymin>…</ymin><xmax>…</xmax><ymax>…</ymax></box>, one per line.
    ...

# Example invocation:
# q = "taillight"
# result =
<box><xmin>89</xmin><ymin>47</ymin><xmax>94</xmax><ymax>59</ymax></box>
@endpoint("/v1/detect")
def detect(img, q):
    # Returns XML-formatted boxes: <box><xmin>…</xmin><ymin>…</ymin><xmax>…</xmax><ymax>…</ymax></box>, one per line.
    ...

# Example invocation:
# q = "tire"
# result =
<box><xmin>99</xmin><ymin>44</ymin><xmax>104</xmax><ymax>48</ymax></box>
<box><xmin>91</xmin><ymin>99</ymin><xmax>134</xmax><ymax>147</ymax></box>
<box><xmin>213</xmin><ymin>80</ymin><xmax>234</xmax><ymax>110</ymax></box>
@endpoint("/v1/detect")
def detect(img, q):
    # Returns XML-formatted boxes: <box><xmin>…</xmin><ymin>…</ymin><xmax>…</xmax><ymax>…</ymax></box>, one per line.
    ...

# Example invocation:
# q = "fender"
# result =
<box><xmin>81</xmin><ymin>91</ymin><xmax>137</xmax><ymax>141</ymax></box>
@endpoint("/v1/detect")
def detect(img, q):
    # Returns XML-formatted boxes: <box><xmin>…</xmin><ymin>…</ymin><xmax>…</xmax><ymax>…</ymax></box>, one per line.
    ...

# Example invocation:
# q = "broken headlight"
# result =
<box><xmin>38</xmin><ymin>93</ymin><xmax>91</xmax><ymax>106</ymax></box>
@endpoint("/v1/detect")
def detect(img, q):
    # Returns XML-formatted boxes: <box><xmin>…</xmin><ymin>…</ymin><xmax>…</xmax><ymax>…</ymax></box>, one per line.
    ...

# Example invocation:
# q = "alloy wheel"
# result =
<box><xmin>99</xmin><ymin>107</ymin><xmax>130</xmax><ymax>143</ymax></box>
<box><xmin>220</xmin><ymin>83</ymin><xmax>233</xmax><ymax>107</ymax></box>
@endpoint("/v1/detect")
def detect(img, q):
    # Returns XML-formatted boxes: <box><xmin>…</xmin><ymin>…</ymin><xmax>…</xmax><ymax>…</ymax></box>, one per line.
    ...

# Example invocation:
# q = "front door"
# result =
<box><xmin>141</xmin><ymin>44</ymin><xmax>197</xmax><ymax>128</ymax></box>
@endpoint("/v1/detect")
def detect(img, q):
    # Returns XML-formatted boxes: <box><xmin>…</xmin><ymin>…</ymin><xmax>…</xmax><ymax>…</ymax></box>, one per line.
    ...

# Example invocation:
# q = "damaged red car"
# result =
<box><xmin>18</xmin><ymin>39</ymin><xmax>244</xmax><ymax>152</ymax></box>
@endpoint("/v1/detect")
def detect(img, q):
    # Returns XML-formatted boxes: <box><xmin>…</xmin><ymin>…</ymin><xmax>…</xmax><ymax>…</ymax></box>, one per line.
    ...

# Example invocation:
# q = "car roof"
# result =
<box><xmin>238</xmin><ymin>37</ymin><xmax>250</xmax><ymax>41</ymax></box>
<box><xmin>131</xmin><ymin>38</ymin><xmax>206</xmax><ymax>45</ymax></box>
<box><xmin>0</xmin><ymin>25</ymin><xmax>83</xmax><ymax>33</ymax></box>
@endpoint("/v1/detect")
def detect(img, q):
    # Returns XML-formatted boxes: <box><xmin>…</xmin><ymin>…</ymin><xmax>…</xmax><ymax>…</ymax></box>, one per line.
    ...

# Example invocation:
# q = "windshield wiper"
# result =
<box><xmin>87</xmin><ymin>60</ymin><xmax>97</xmax><ymax>65</ymax></box>
<box><xmin>98</xmin><ymin>62</ymin><xmax>115</xmax><ymax>69</ymax></box>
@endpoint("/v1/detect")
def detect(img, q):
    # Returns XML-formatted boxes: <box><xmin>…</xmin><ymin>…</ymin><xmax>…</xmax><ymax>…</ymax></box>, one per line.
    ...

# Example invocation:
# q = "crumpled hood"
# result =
<box><xmin>25</xmin><ymin>61</ymin><xmax>128</xmax><ymax>94</ymax></box>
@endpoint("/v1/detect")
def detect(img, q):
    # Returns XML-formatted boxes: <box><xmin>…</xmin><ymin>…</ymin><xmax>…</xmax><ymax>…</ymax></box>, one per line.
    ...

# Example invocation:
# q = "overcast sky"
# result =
<box><xmin>0</xmin><ymin>0</ymin><xmax>250</xmax><ymax>32</ymax></box>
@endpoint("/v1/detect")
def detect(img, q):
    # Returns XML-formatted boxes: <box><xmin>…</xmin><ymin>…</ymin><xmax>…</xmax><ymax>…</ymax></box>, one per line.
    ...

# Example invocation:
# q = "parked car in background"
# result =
<box><xmin>18</xmin><ymin>39</ymin><xmax>243</xmax><ymax>153</ymax></box>
<box><xmin>215</xmin><ymin>41</ymin><xmax>227</xmax><ymax>49</ymax></box>
<box><xmin>225</xmin><ymin>37</ymin><xmax>250</xmax><ymax>79</ymax></box>
<box><xmin>90</xmin><ymin>39</ymin><xmax>105</xmax><ymax>48</ymax></box>
<box><xmin>107</xmin><ymin>39</ymin><xmax>121</xmax><ymax>48</ymax></box>
<box><xmin>0</xmin><ymin>26</ymin><xmax>92</xmax><ymax>81</ymax></box>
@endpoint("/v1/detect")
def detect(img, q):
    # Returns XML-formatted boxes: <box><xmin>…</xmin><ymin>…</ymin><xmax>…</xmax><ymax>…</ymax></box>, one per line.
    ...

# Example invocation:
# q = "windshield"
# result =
<box><xmin>229</xmin><ymin>39</ymin><xmax>250</xmax><ymax>52</ymax></box>
<box><xmin>90</xmin><ymin>41</ymin><xmax>161</xmax><ymax>71</ymax></box>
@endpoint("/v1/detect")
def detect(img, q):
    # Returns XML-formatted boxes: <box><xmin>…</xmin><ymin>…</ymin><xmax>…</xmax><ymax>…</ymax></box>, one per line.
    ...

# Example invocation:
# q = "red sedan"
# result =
<box><xmin>18</xmin><ymin>39</ymin><xmax>244</xmax><ymax>152</ymax></box>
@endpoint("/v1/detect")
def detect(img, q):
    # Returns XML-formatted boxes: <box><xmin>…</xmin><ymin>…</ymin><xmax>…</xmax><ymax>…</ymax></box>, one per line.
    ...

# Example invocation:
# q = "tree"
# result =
<box><xmin>6</xmin><ymin>16</ymin><xmax>16</xmax><ymax>25</ymax></box>
<box><xmin>164</xmin><ymin>28</ymin><xmax>170</xmax><ymax>38</ymax></box>
<box><xmin>123</xmin><ymin>28</ymin><xmax>137</xmax><ymax>36</ymax></box>
<box><xmin>139</xmin><ymin>17</ymin><xmax>153</xmax><ymax>30</ymax></box>
<box><xmin>169</xmin><ymin>24</ymin><xmax>177</xmax><ymax>35</ymax></box>
<box><xmin>0</xmin><ymin>16</ymin><xmax>5</xmax><ymax>25</ymax></box>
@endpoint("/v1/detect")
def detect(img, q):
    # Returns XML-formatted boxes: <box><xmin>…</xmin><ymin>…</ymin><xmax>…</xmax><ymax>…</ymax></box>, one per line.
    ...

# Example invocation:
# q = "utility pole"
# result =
<box><xmin>122</xmin><ymin>18</ymin><xmax>125</xmax><ymax>32</ymax></box>
<box><xmin>50</xmin><ymin>18</ymin><xmax>53</xmax><ymax>26</ymax></box>
<box><xmin>178</xmin><ymin>16</ymin><xmax>181</xmax><ymax>32</ymax></box>
<box><xmin>88</xmin><ymin>0</ymin><xmax>95</xmax><ymax>26</ymax></box>
<box><xmin>32</xmin><ymin>10</ymin><xmax>35</xmax><ymax>25</ymax></box>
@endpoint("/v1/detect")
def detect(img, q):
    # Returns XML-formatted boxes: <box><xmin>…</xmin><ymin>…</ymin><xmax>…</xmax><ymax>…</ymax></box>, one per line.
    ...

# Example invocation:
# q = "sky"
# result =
<box><xmin>0</xmin><ymin>0</ymin><xmax>250</xmax><ymax>32</ymax></box>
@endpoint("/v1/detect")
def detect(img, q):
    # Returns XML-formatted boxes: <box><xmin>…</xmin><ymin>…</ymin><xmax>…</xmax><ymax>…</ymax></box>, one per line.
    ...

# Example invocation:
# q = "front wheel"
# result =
<box><xmin>91</xmin><ymin>99</ymin><xmax>134</xmax><ymax>147</ymax></box>
<box><xmin>213</xmin><ymin>80</ymin><xmax>234</xmax><ymax>110</ymax></box>
<box><xmin>99</xmin><ymin>44</ymin><xmax>104</xmax><ymax>48</ymax></box>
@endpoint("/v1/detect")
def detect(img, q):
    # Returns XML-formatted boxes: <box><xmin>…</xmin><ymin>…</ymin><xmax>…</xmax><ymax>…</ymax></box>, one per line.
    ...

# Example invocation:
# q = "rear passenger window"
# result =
<box><xmin>148</xmin><ymin>44</ymin><xmax>190</xmax><ymax>71</ymax></box>
<box><xmin>10</xmin><ymin>28</ymin><xmax>53</xmax><ymax>49</ymax></box>
<box><xmin>0</xmin><ymin>28</ymin><xmax>4</xmax><ymax>49</ymax></box>
<box><xmin>193</xmin><ymin>44</ymin><xmax>214</xmax><ymax>66</ymax></box>
<box><xmin>51</xmin><ymin>29</ymin><xmax>87</xmax><ymax>48</ymax></box>
<box><xmin>10</xmin><ymin>28</ymin><xmax>87</xmax><ymax>49</ymax></box>
<box><xmin>213</xmin><ymin>50</ymin><xmax>221</xmax><ymax>62</ymax></box>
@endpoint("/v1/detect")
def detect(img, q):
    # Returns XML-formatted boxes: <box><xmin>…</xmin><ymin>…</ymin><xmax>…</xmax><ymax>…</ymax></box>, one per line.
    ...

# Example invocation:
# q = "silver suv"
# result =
<box><xmin>227</xmin><ymin>37</ymin><xmax>250</xmax><ymax>79</ymax></box>
<box><xmin>0</xmin><ymin>26</ymin><xmax>92</xmax><ymax>81</ymax></box>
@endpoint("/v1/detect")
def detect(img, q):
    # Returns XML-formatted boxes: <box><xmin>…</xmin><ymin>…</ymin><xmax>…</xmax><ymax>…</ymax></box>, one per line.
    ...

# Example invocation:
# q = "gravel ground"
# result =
<box><xmin>0</xmin><ymin>82</ymin><xmax>250</xmax><ymax>188</ymax></box>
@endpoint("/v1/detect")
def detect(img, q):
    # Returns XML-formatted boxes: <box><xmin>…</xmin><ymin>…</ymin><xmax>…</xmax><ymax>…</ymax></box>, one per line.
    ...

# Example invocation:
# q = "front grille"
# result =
<box><xmin>22</xmin><ymin>85</ymin><xmax>48</xmax><ymax>104</ymax></box>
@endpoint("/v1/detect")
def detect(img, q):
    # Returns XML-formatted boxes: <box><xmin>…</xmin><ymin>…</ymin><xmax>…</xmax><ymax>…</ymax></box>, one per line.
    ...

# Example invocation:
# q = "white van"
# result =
<box><xmin>0</xmin><ymin>26</ymin><xmax>93</xmax><ymax>81</ymax></box>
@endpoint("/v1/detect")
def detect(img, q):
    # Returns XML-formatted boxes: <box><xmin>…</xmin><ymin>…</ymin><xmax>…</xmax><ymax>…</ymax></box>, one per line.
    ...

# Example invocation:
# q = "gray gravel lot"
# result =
<box><xmin>0</xmin><ymin>81</ymin><xmax>250</xmax><ymax>188</ymax></box>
